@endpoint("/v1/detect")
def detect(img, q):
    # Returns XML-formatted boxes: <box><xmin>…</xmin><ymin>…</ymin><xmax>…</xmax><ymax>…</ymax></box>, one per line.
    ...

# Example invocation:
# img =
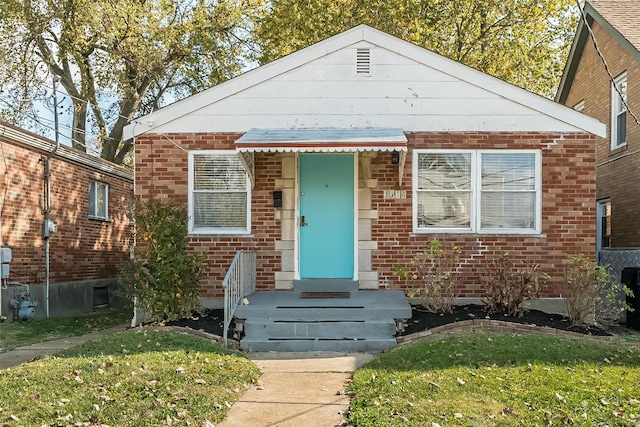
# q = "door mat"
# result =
<box><xmin>299</xmin><ymin>291</ymin><xmax>351</xmax><ymax>299</ymax></box>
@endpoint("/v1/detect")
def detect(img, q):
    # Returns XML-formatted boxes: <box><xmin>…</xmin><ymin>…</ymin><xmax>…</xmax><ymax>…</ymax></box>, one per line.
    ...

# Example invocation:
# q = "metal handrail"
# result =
<box><xmin>222</xmin><ymin>250</ymin><xmax>256</xmax><ymax>346</ymax></box>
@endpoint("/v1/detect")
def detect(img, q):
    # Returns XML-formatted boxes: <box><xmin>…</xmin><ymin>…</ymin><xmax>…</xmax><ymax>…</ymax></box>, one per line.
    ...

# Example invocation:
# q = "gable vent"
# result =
<box><xmin>356</xmin><ymin>48</ymin><xmax>371</xmax><ymax>75</ymax></box>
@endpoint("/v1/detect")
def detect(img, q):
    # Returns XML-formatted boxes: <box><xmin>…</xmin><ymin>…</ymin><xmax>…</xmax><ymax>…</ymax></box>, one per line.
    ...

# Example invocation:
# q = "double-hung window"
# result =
<box><xmin>413</xmin><ymin>150</ymin><xmax>541</xmax><ymax>233</ymax></box>
<box><xmin>611</xmin><ymin>72</ymin><xmax>627</xmax><ymax>149</ymax></box>
<box><xmin>89</xmin><ymin>181</ymin><xmax>108</xmax><ymax>220</ymax></box>
<box><xmin>188</xmin><ymin>150</ymin><xmax>251</xmax><ymax>234</ymax></box>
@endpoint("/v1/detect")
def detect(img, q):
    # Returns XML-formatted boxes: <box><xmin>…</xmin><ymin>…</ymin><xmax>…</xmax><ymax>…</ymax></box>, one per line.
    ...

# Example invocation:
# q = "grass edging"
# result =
<box><xmin>143</xmin><ymin>325</ymin><xmax>241</xmax><ymax>348</ymax></box>
<box><xmin>397</xmin><ymin>318</ymin><xmax>623</xmax><ymax>346</ymax></box>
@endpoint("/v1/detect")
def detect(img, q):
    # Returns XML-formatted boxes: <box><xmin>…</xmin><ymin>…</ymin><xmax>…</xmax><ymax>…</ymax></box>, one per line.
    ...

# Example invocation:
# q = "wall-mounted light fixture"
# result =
<box><xmin>391</xmin><ymin>150</ymin><xmax>400</xmax><ymax>165</ymax></box>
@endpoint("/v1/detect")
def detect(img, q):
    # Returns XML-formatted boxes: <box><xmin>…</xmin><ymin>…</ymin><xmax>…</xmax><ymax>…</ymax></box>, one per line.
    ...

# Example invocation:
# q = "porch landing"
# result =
<box><xmin>234</xmin><ymin>280</ymin><xmax>411</xmax><ymax>352</ymax></box>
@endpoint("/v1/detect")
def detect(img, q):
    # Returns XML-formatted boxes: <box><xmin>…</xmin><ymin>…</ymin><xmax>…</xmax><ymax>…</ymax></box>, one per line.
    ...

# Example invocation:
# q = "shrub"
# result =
<box><xmin>563</xmin><ymin>254</ymin><xmax>633</xmax><ymax>327</ymax></box>
<box><xmin>394</xmin><ymin>240</ymin><xmax>462</xmax><ymax>313</ymax></box>
<box><xmin>481</xmin><ymin>253</ymin><xmax>547</xmax><ymax>317</ymax></box>
<box><xmin>119</xmin><ymin>198</ymin><xmax>204</xmax><ymax>321</ymax></box>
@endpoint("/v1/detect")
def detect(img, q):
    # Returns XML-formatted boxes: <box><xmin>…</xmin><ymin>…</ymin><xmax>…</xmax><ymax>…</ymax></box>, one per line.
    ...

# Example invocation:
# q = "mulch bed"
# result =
<box><xmin>402</xmin><ymin>304</ymin><xmax>610</xmax><ymax>336</ymax></box>
<box><xmin>166</xmin><ymin>304</ymin><xmax>613</xmax><ymax>339</ymax></box>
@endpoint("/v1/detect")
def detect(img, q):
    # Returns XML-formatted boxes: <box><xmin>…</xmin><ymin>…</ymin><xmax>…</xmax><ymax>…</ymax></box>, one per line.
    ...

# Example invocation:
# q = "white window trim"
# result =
<box><xmin>573</xmin><ymin>100</ymin><xmax>585</xmax><ymax>113</ymax></box>
<box><xmin>412</xmin><ymin>149</ymin><xmax>542</xmax><ymax>235</ymax></box>
<box><xmin>611</xmin><ymin>72</ymin><xmax>627</xmax><ymax>150</ymax></box>
<box><xmin>88</xmin><ymin>180</ymin><xmax>109</xmax><ymax>220</ymax></box>
<box><xmin>187</xmin><ymin>150</ymin><xmax>251</xmax><ymax>235</ymax></box>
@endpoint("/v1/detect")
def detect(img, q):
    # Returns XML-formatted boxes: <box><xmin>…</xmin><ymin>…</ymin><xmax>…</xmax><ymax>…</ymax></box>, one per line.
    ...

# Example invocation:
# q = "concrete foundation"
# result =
<box><xmin>0</xmin><ymin>278</ymin><xmax>125</xmax><ymax>321</ymax></box>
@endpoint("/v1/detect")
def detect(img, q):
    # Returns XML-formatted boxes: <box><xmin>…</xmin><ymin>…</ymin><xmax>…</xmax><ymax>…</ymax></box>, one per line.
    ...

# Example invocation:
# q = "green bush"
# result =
<box><xmin>481</xmin><ymin>252</ymin><xmax>548</xmax><ymax>317</ymax></box>
<box><xmin>119</xmin><ymin>198</ymin><xmax>204</xmax><ymax>321</ymax></box>
<box><xmin>563</xmin><ymin>253</ymin><xmax>633</xmax><ymax>326</ymax></box>
<box><xmin>394</xmin><ymin>240</ymin><xmax>462</xmax><ymax>313</ymax></box>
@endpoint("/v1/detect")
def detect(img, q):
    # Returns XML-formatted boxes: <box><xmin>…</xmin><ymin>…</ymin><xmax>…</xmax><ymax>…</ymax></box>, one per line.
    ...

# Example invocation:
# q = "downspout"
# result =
<box><xmin>44</xmin><ymin>75</ymin><xmax>61</xmax><ymax>318</ymax></box>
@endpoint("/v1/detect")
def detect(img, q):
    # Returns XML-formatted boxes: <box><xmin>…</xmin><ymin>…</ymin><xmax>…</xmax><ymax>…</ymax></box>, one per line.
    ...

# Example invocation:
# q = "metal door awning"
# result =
<box><xmin>235</xmin><ymin>128</ymin><xmax>408</xmax><ymax>186</ymax></box>
<box><xmin>235</xmin><ymin>128</ymin><xmax>407</xmax><ymax>153</ymax></box>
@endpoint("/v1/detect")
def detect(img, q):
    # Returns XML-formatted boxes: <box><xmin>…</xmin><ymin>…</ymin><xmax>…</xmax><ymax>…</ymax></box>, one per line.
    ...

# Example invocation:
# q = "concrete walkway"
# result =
<box><xmin>0</xmin><ymin>324</ymin><xmax>129</xmax><ymax>370</ymax></box>
<box><xmin>219</xmin><ymin>352</ymin><xmax>375</xmax><ymax>427</ymax></box>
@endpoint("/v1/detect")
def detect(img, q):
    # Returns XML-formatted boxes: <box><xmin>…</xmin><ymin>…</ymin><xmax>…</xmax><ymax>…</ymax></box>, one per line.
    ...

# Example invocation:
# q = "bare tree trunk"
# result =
<box><xmin>71</xmin><ymin>102</ymin><xmax>87</xmax><ymax>152</ymax></box>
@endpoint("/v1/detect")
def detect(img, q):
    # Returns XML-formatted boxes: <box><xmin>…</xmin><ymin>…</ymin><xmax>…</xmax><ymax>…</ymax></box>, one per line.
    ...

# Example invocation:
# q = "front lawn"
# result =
<box><xmin>0</xmin><ymin>305</ymin><xmax>132</xmax><ymax>352</ymax></box>
<box><xmin>349</xmin><ymin>331</ymin><xmax>640</xmax><ymax>426</ymax></box>
<box><xmin>0</xmin><ymin>329</ymin><xmax>260</xmax><ymax>426</ymax></box>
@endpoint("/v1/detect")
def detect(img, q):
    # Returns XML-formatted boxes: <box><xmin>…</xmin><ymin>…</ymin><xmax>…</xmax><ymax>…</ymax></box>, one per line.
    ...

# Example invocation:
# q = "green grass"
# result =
<box><xmin>349</xmin><ymin>331</ymin><xmax>640</xmax><ymax>426</ymax></box>
<box><xmin>0</xmin><ymin>305</ymin><xmax>132</xmax><ymax>353</ymax></box>
<box><xmin>0</xmin><ymin>329</ymin><xmax>260</xmax><ymax>426</ymax></box>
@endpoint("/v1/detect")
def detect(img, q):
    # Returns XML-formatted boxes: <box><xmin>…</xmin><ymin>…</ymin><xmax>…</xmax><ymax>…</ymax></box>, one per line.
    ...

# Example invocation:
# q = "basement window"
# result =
<box><xmin>89</xmin><ymin>181</ymin><xmax>109</xmax><ymax>220</ymax></box>
<box><xmin>356</xmin><ymin>48</ymin><xmax>371</xmax><ymax>76</ymax></box>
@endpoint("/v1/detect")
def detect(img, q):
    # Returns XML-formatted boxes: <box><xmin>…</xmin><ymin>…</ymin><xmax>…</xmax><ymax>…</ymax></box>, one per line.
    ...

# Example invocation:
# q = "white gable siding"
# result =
<box><xmin>151</xmin><ymin>45</ymin><xmax>583</xmax><ymax>135</ymax></box>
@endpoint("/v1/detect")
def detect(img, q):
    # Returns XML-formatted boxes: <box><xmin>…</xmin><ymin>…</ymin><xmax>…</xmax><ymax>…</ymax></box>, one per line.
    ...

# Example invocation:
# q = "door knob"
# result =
<box><xmin>301</xmin><ymin>215</ymin><xmax>310</xmax><ymax>226</ymax></box>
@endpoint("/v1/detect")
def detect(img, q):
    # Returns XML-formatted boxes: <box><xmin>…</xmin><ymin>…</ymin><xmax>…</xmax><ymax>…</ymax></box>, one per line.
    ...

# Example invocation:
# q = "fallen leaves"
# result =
<box><xmin>56</xmin><ymin>413</ymin><xmax>72</xmax><ymax>422</ymax></box>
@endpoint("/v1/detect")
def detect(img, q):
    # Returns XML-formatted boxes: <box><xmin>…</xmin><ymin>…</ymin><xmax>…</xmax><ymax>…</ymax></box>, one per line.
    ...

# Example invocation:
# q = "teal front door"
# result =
<box><xmin>299</xmin><ymin>154</ymin><xmax>354</xmax><ymax>278</ymax></box>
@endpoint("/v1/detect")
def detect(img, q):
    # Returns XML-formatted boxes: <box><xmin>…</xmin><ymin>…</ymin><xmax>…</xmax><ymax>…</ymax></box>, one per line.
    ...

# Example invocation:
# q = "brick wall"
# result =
<box><xmin>562</xmin><ymin>21</ymin><xmax>640</xmax><ymax>247</ymax></box>
<box><xmin>136</xmin><ymin>131</ymin><xmax>595</xmax><ymax>299</ymax></box>
<box><xmin>135</xmin><ymin>133</ymin><xmax>278</xmax><ymax>298</ymax></box>
<box><xmin>1</xmin><ymin>133</ymin><xmax>133</xmax><ymax>286</ymax></box>
<box><xmin>375</xmin><ymin>132</ymin><xmax>596</xmax><ymax>298</ymax></box>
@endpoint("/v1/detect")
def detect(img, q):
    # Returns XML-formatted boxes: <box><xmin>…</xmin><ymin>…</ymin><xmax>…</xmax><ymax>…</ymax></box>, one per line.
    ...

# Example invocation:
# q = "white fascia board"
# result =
<box><xmin>123</xmin><ymin>26</ymin><xmax>369</xmax><ymax>140</ymax></box>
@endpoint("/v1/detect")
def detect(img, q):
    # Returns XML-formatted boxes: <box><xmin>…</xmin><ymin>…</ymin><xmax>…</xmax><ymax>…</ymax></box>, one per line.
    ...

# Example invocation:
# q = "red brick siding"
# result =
<box><xmin>136</xmin><ymin>131</ymin><xmax>595</xmax><ymax>299</ymax></box>
<box><xmin>1</xmin><ymin>139</ymin><xmax>133</xmax><ymax>285</ymax></box>
<box><xmin>375</xmin><ymin>132</ymin><xmax>596</xmax><ymax>298</ymax></box>
<box><xmin>135</xmin><ymin>133</ymin><xmax>279</xmax><ymax>298</ymax></box>
<box><xmin>562</xmin><ymin>21</ymin><xmax>640</xmax><ymax>247</ymax></box>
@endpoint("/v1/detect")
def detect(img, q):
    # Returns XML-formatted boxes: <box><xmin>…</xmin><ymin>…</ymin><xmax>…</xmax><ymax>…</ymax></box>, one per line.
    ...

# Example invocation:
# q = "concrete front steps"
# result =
<box><xmin>234</xmin><ymin>279</ymin><xmax>412</xmax><ymax>352</ymax></box>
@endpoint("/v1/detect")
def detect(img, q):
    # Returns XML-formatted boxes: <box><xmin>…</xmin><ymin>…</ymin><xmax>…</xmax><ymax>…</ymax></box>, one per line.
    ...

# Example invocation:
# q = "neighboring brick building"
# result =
<box><xmin>556</xmin><ymin>0</ymin><xmax>640</xmax><ymax>251</ymax></box>
<box><xmin>125</xmin><ymin>25</ymin><xmax>604</xmax><ymax>312</ymax></box>
<box><xmin>0</xmin><ymin>122</ymin><xmax>133</xmax><ymax>320</ymax></box>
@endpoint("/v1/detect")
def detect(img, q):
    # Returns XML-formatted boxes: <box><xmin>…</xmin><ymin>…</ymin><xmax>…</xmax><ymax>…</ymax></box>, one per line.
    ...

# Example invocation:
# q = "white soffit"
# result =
<box><xmin>235</xmin><ymin>127</ymin><xmax>408</xmax><ymax>153</ymax></box>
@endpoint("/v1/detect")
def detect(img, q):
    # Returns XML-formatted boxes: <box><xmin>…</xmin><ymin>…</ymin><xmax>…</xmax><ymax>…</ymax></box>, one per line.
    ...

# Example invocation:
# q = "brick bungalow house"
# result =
<box><xmin>125</xmin><ymin>25</ymin><xmax>605</xmax><ymax>350</ymax></box>
<box><xmin>0</xmin><ymin>122</ymin><xmax>133</xmax><ymax>320</ymax></box>
<box><xmin>555</xmin><ymin>0</ymin><xmax>640</xmax><ymax>279</ymax></box>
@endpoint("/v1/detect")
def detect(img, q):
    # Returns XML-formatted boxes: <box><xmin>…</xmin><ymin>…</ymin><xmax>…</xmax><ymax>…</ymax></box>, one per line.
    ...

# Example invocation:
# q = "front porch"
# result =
<box><xmin>233</xmin><ymin>279</ymin><xmax>411</xmax><ymax>352</ymax></box>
